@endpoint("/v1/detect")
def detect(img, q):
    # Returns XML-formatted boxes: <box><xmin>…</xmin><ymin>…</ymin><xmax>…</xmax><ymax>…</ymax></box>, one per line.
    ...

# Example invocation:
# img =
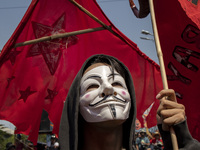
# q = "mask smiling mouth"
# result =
<box><xmin>89</xmin><ymin>95</ymin><xmax>126</xmax><ymax>107</ymax></box>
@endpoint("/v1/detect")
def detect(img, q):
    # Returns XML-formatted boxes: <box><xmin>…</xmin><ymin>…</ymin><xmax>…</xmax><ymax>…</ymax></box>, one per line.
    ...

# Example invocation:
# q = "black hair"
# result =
<box><xmin>83</xmin><ymin>55</ymin><xmax>126</xmax><ymax>79</ymax></box>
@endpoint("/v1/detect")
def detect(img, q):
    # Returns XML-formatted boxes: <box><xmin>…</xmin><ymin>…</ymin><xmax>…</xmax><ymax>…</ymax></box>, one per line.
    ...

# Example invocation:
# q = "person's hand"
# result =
<box><xmin>129</xmin><ymin>0</ymin><xmax>136</xmax><ymax>8</ymax></box>
<box><xmin>156</xmin><ymin>89</ymin><xmax>185</xmax><ymax>131</ymax></box>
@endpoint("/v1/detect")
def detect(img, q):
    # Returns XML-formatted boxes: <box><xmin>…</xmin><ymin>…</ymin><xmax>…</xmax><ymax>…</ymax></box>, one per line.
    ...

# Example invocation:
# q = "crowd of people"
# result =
<box><xmin>134</xmin><ymin>129</ymin><xmax>163</xmax><ymax>150</ymax></box>
<box><xmin>46</xmin><ymin>135</ymin><xmax>60</xmax><ymax>150</ymax></box>
<box><xmin>5</xmin><ymin>129</ymin><xmax>163</xmax><ymax>150</ymax></box>
<box><xmin>5</xmin><ymin>134</ymin><xmax>60</xmax><ymax>150</ymax></box>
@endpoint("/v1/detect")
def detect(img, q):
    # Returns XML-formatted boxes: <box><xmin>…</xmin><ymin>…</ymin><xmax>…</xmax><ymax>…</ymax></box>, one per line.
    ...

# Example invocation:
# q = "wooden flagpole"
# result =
<box><xmin>14</xmin><ymin>27</ymin><xmax>105</xmax><ymax>48</ymax></box>
<box><xmin>148</xmin><ymin>0</ymin><xmax>178</xmax><ymax>149</ymax></box>
<box><xmin>69</xmin><ymin>0</ymin><xmax>129</xmax><ymax>43</ymax></box>
<box><xmin>68</xmin><ymin>0</ymin><xmax>132</xmax><ymax>46</ymax></box>
<box><xmin>14</xmin><ymin>0</ymin><xmax>119</xmax><ymax>48</ymax></box>
<box><xmin>69</xmin><ymin>0</ymin><xmax>115</xmax><ymax>35</ymax></box>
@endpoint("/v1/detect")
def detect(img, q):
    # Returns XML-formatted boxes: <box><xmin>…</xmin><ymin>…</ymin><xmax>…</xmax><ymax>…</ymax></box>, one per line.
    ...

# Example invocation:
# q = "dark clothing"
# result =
<box><xmin>158</xmin><ymin>120</ymin><xmax>200</xmax><ymax>150</ymax></box>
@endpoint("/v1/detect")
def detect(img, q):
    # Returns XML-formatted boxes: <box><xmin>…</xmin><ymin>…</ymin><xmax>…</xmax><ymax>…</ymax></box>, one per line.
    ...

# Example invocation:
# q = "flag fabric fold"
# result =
<box><xmin>0</xmin><ymin>0</ymin><xmax>162</xmax><ymax>144</ymax></box>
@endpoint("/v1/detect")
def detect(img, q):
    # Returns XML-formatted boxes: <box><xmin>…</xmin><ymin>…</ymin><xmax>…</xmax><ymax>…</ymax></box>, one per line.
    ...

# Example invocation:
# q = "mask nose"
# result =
<box><xmin>101</xmin><ymin>82</ymin><xmax>114</xmax><ymax>97</ymax></box>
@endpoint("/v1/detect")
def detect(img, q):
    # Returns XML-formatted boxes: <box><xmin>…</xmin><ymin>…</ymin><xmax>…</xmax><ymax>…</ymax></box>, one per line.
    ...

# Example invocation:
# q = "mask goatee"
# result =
<box><xmin>109</xmin><ymin>104</ymin><xmax>116</xmax><ymax>119</ymax></box>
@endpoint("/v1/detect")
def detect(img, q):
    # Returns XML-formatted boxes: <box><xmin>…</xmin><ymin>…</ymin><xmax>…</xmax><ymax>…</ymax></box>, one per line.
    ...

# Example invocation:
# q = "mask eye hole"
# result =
<box><xmin>112</xmin><ymin>82</ymin><xmax>123</xmax><ymax>88</ymax></box>
<box><xmin>86</xmin><ymin>84</ymin><xmax>99</xmax><ymax>92</ymax></box>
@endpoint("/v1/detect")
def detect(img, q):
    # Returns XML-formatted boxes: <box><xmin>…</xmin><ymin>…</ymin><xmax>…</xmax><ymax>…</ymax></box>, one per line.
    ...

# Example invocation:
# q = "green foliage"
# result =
<box><xmin>38</xmin><ymin>134</ymin><xmax>47</xmax><ymax>143</ymax></box>
<box><xmin>0</xmin><ymin>130</ymin><xmax>47</xmax><ymax>149</ymax></box>
<box><xmin>0</xmin><ymin>130</ymin><xmax>14</xmax><ymax>150</ymax></box>
<box><xmin>20</xmin><ymin>134</ymin><xmax>29</xmax><ymax>141</ymax></box>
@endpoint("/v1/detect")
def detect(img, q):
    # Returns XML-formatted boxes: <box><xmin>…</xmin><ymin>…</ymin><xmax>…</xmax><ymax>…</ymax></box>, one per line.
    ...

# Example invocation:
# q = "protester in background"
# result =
<box><xmin>49</xmin><ymin>135</ymin><xmax>57</xmax><ymax>150</ymax></box>
<box><xmin>133</xmin><ymin>132</ymin><xmax>140</xmax><ymax>148</ymax></box>
<box><xmin>150</xmin><ymin>132</ymin><xmax>163</xmax><ymax>150</ymax></box>
<box><xmin>136</xmin><ymin>129</ymin><xmax>150</xmax><ymax>150</ymax></box>
<box><xmin>5</xmin><ymin>142</ymin><xmax>15</xmax><ymax>150</ymax></box>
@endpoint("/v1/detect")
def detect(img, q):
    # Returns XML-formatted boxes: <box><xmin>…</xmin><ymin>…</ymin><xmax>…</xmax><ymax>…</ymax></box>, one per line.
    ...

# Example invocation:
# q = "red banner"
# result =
<box><xmin>178</xmin><ymin>0</ymin><xmax>200</xmax><ymax>29</ymax></box>
<box><xmin>0</xmin><ymin>0</ymin><xmax>162</xmax><ymax>144</ymax></box>
<box><xmin>153</xmin><ymin>0</ymin><xmax>200</xmax><ymax>141</ymax></box>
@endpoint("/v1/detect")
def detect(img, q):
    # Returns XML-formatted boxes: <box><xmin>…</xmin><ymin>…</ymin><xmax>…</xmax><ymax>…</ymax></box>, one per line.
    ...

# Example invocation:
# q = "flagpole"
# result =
<box><xmin>14</xmin><ymin>0</ymin><xmax>126</xmax><ymax>49</ymax></box>
<box><xmin>148</xmin><ymin>0</ymin><xmax>178</xmax><ymax>150</ymax></box>
<box><xmin>14</xmin><ymin>27</ymin><xmax>105</xmax><ymax>48</ymax></box>
<box><xmin>69</xmin><ymin>0</ymin><xmax>115</xmax><ymax>34</ymax></box>
<box><xmin>69</xmin><ymin>0</ymin><xmax>129</xmax><ymax>44</ymax></box>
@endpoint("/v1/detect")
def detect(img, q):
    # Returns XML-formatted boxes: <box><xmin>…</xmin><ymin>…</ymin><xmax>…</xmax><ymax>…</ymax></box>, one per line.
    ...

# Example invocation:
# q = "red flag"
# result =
<box><xmin>178</xmin><ymin>0</ymin><xmax>200</xmax><ymax>29</ymax></box>
<box><xmin>0</xmin><ymin>0</ymin><xmax>162</xmax><ymax>144</ymax></box>
<box><xmin>153</xmin><ymin>0</ymin><xmax>200</xmax><ymax>141</ymax></box>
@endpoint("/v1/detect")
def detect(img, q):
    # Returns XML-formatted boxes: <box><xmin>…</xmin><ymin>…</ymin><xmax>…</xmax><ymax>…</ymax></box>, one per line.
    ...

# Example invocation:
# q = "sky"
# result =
<box><xmin>0</xmin><ymin>0</ymin><xmax>158</xmax><ymax>129</ymax></box>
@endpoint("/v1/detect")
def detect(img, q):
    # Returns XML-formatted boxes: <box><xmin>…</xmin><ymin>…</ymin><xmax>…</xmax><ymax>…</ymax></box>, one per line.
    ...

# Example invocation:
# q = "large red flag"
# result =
<box><xmin>153</xmin><ymin>0</ymin><xmax>200</xmax><ymax>141</ymax></box>
<box><xmin>0</xmin><ymin>0</ymin><xmax>162</xmax><ymax>144</ymax></box>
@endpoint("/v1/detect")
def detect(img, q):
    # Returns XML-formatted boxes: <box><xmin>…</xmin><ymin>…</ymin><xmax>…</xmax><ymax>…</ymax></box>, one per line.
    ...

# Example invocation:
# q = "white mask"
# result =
<box><xmin>80</xmin><ymin>64</ymin><xmax>131</xmax><ymax>122</ymax></box>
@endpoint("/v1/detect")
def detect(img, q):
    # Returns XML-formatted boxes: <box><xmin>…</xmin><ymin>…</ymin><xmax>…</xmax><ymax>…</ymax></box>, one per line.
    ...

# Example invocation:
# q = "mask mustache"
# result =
<box><xmin>89</xmin><ymin>95</ymin><xmax>126</xmax><ymax>107</ymax></box>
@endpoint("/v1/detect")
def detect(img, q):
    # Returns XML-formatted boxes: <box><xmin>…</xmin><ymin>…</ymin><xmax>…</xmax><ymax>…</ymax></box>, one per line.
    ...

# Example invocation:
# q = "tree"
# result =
<box><xmin>0</xmin><ymin>129</ymin><xmax>14</xmax><ymax>149</ymax></box>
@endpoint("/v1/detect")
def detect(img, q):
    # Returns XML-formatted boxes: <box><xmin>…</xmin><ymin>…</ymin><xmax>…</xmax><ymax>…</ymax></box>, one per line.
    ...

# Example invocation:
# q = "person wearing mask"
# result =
<box><xmin>59</xmin><ymin>54</ymin><xmax>200</xmax><ymax>150</ymax></box>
